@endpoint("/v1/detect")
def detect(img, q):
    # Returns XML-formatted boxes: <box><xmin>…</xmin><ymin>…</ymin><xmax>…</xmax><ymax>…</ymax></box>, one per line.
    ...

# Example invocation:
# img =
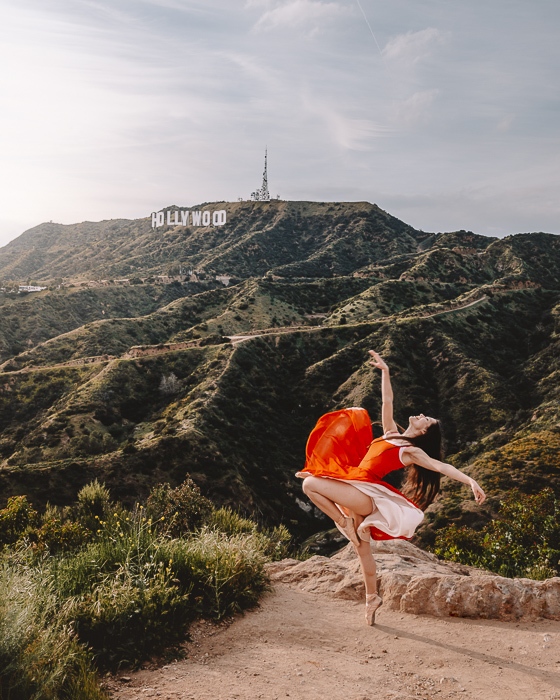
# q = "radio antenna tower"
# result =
<box><xmin>250</xmin><ymin>149</ymin><xmax>271</xmax><ymax>201</ymax></box>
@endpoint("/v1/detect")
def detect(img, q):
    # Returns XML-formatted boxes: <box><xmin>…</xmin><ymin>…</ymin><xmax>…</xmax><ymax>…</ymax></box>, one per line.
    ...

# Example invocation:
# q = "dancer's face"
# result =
<box><xmin>408</xmin><ymin>414</ymin><xmax>436</xmax><ymax>436</ymax></box>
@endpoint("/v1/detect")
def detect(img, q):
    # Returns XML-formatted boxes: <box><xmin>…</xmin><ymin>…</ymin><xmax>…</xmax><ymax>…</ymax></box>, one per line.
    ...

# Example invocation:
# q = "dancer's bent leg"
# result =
<box><xmin>302</xmin><ymin>476</ymin><xmax>374</xmax><ymax>519</ymax></box>
<box><xmin>302</xmin><ymin>480</ymin><xmax>383</xmax><ymax>624</ymax></box>
<box><xmin>302</xmin><ymin>477</ymin><xmax>374</xmax><ymax>548</ymax></box>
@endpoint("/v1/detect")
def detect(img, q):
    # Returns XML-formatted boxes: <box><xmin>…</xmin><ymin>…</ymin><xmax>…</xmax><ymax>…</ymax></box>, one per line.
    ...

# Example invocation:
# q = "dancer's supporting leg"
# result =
<box><xmin>351</xmin><ymin>513</ymin><xmax>377</xmax><ymax>595</ymax></box>
<box><xmin>351</xmin><ymin>513</ymin><xmax>383</xmax><ymax>624</ymax></box>
<box><xmin>302</xmin><ymin>477</ymin><xmax>383</xmax><ymax>624</ymax></box>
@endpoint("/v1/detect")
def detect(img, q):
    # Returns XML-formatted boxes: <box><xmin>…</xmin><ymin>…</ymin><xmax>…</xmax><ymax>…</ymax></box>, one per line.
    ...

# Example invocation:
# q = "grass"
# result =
<box><xmin>0</xmin><ymin>479</ymin><xmax>289</xmax><ymax>693</ymax></box>
<box><xmin>0</xmin><ymin>560</ymin><xmax>106</xmax><ymax>700</ymax></box>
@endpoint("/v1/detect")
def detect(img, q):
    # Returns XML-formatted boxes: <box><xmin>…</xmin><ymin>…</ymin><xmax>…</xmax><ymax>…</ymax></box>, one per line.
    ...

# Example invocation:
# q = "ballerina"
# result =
<box><xmin>297</xmin><ymin>350</ymin><xmax>486</xmax><ymax>625</ymax></box>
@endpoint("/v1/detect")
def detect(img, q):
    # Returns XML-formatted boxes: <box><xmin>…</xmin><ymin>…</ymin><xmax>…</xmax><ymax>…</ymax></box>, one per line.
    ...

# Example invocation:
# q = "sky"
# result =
<box><xmin>1</xmin><ymin>0</ymin><xmax>559</xmax><ymax>246</ymax></box>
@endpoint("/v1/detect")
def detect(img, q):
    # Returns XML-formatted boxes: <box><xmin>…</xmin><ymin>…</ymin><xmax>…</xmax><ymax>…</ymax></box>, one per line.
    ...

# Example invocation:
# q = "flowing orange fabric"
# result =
<box><xmin>299</xmin><ymin>407</ymin><xmax>423</xmax><ymax>541</ymax></box>
<box><xmin>303</xmin><ymin>407</ymin><xmax>373</xmax><ymax>479</ymax></box>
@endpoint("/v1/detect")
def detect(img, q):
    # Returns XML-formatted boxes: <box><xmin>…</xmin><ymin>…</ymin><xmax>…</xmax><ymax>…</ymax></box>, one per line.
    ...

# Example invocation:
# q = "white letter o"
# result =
<box><xmin>213</xmin><ymin>210</ymin><xmax>227</xmax><ymax>226</ymax></box>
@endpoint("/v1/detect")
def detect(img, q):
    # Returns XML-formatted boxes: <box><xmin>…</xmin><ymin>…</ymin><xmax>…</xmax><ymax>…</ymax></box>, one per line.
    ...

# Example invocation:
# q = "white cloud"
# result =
<box><xmin>325</xmin><ymin>113</ymin><xmax>391</xmax><ymax>151</ymax></box>
<box><xmin>383</xmin><ymin>27</ymin><xmax>447</xmax><ymax>64</ymax></box>
<box><xmin>253</xmin><ymin>0</ymin><xmax>348</xmax><ymax>32</ymax></box>
<box><xmin>300</xmin><ymin>89</ymin><xmax>393</xmax><ymax>151</ymax></box>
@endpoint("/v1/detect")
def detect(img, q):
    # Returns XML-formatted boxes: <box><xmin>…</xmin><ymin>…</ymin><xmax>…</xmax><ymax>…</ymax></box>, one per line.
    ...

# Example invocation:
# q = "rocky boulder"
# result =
<box><xmin>267</xmin><ymin>539</ymin><xmax>560</xmax><ymax>621</ymax></box>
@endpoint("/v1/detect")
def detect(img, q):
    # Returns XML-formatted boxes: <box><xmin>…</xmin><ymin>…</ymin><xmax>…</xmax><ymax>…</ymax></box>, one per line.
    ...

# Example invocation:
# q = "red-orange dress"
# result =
<box><xmin>296</xmin><ymin>407</ymin><xmax>424</xmax><ymax>541</ymax></box>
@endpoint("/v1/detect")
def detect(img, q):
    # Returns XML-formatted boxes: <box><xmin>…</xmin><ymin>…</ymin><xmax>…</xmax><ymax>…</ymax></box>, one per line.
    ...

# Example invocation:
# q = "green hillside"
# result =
<box><xmin>0</xmin><ymin>281</ymin><xmax>217</xmax><ymax>361</ymax></box>
<box><xmin>0</xmin><ymin>201</ymin><xmax>558</xmax><ymax>544</ymax></box>
<box><xmin>0</xmin><ymin>201</ymin><xmax>427</xmax><ymax>283</ymax></box>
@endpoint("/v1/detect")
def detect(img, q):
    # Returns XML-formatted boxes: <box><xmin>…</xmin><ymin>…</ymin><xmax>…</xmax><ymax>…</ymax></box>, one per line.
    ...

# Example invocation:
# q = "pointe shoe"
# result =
<box><xmin>335</xmin><ymin>515</ymin><xmax>360</xmax><ymax>547</ymax></box>
<box><xmin>365</xmin><ymin>593</ymin><xmax>383</xmax><ymax>626</ymax></box>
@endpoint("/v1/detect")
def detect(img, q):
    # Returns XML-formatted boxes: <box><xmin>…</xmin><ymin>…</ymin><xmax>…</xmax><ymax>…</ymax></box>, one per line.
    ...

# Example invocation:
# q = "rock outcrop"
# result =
<box><xmin>267</xmin><ymin>539</ymin><xmax>560</xmax><ymax>621</ymax></box>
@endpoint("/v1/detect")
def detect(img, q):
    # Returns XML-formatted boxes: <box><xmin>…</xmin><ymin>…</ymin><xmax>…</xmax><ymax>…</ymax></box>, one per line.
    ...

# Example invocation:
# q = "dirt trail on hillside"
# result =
<box><xmin>0</xmin><ymin>295</ymin><xmax>489</xmax><ymax>373</ymax></box>
<box><xmin>228</xmin><ymin>296</ymin><xmax>489</xmax><ymax>345</ymax></box>
<box><xmin>105</xmin><ymin>581</ymin><xmax>560</xmax><ymax>700</ymax></box>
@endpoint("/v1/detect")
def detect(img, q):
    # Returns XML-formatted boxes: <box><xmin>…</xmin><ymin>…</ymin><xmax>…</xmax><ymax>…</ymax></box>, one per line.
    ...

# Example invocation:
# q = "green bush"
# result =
<box><xmin>30</xmin><ymin>514</ymin><xmax>90</xmax><ymax>555</ymax></box>
<box><xmin>208</xmin><ymin>507</ymin><xmax>291</xmax><ymax>561</ymax></box>
<box><xmin>51</xmin><ymin>508</ymin><xmax>158</xmax><ymax>599</ymax></box>
<box><xmin>64</xmin><ymin>565</ymin><xmax>193</xmax><ymax>670</ymax></box>
<box><xmin>0</xmin><ymin>480</ymin><xmax>287</xmax><ymax>683</ymax></box>
<box><xmin>146</xmin><ymin>478</ymin><xmax>213</xmax><ymax>537</ymax></box>
<box><xmin>434</xmin><ymin>488</ymin><xmax>560</xmax><ymax>579</ymax></box>
<box><xmin>156</xmin><ymin>529</ymin><xmax>269</xmax><ymax>619</ymax></box>
<box><xmin>208</xmin><ymin>506</ymin><xmax>258</xmax><ymax>535</ymax></box>
<box><xmin>0</xmin><ymin>497</ymin><xmax>93</xmax><ymax>554</ymax></box>
<box><xmin>51</xmin><ymin>507</ymin><xmax>271</xmax><ymax>667</ymax></box>
<box><xmin>74</xmin><ymin>480</ymin><xmax>112</xmax><ymax>534</ymax></box>
<box><xmin>0</xmin><ymin>495</ymin><xmax>38</xmax><ymax>546</ymax></box>
<box><xmin>257</xmin><ymin>524</ymin><xmax>292</xmax><ymax>561</ymax></box>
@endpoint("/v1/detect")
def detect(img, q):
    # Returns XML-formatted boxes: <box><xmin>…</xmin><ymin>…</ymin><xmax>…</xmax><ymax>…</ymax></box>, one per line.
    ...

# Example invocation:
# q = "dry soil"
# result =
<box><xmin>105</xmin><ymin>581</ymin><xmax>560</xmax><ymax>700</ymax></box>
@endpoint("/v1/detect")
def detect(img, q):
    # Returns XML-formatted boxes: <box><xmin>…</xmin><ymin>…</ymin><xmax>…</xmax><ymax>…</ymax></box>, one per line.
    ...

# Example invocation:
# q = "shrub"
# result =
<box><xmin>146</xmin><ymin>478</ymin><xmax>213</xmax><ymax>537</ymax></box>
<box><xmin>64</xmin><ymin>566</ymin><xmax>193</xmax><ymax>670</ymax></box>
<box><xmin>434</xmin><ymin>488</ymin><xmax>560</xmax><ymax>579</ymax></box>
<box><xmin>52</xmin><ymin>508</ymin><xmax>156</xmax><ymax>599</ymax></box>
<box><xmin>208</xmin><ymin>507</ymin><xmax>291</xmax><ymax>561</ymax></box>
<box><xmin>0</xmin><ymin>482</ymin><xmax>285</xmax><ymax>681</ymax></box>
<box><xmin>156</xmin><ymin>529</ymin><xmax>269</xmax><ymax>619</ymax></box>
<box><xmin>53</xmin><ymin>511</ymin><xmax>270</xmax><ymax>667</ymax></box>
<box><xmin>75</xmin><ymin>431</ymin><xmax>117</xmax><ymax>456</ymax></box>
<box><xmin>31</xmin><ymin>515</ymin><xmax>90</xmax><ymax>555</ymax></box>
<box><xmin>74</xmin><ymin>480</ymin><xmax>112</xmax><ymax>533</ymax></box>
<box><xmin>0</xmin><ymin>495</ymin><xmax>38</xmax><ymax>547</ymax></box>
<box><xmin>257</xmin><ymin>524</ymin><xmax>292</xmax><ymax>561</ymax></box>
<box><xmin>208</xmin><ymin>506</ymin><xmax>256</xmax><ymax>535</ymax></box>
<box><xmin>159</xmin><ymin>373</ymin><xmax>182</xmax><ymax>395</ymax></box>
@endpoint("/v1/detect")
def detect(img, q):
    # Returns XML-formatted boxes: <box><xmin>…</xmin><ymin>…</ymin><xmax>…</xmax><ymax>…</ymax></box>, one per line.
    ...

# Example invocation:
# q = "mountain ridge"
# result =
<box><xmin>0</xmin><ymin>201</ymin><xmax>558</xmax><ymax>546</ymax></box>
<box><xmin>0</xmin><ymin>200</ymin><xmax>458</xmax><ymax>282</ymax></box>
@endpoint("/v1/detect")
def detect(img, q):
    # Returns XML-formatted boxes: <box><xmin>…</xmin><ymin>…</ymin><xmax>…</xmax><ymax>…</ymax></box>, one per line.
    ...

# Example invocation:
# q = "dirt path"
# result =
<box><xmin>0</xmin><ymin>294</ymin><xmax>489</xmax><ymax>373</ymax></box>
<box><xmin>227</xmin><ymin>296</ymin><xmax>489</xmax><ymax>345</ymax></box>
<box><xmin>105</xmin><ymin>582</ymin><xmax>560</xmax><ymax>700</ymax></box>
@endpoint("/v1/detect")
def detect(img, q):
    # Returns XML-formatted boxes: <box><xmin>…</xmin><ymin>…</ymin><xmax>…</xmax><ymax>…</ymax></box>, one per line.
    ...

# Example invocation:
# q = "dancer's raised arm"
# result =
<box><xmin>368</xmin><ymin>350</ymin><xmax>398</xmax><ymax>435</ymax></box>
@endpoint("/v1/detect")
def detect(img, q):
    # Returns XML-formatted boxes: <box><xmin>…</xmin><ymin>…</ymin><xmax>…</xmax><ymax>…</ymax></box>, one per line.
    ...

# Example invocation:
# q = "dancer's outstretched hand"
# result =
<box><xmin>470</xmin><ymin>479</ymin><xmax>486</xmax><ymax>505</ymax></box>
<box><xmin>368</xmin><ymin>350</ymin><xmax>389</xmax><ymax>372</ymax></box>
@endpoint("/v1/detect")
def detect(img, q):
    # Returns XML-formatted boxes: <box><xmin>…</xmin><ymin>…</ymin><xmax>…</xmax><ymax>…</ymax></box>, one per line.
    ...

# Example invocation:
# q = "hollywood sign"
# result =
<box><xmin>151</xmin><ymin>209</ymin><xmax>227</xmax><ymax>229</ymax></box>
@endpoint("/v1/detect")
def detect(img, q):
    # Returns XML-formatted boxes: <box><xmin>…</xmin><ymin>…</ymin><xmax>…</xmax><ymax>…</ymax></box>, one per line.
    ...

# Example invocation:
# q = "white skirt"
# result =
<box><xmin>343</xmin><ymin>480</ymin><xmax>424</xmax><ymax>541</ymax></box>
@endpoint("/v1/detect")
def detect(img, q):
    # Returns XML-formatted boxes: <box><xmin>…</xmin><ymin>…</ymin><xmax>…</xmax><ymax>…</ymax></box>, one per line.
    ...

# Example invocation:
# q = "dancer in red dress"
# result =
<box><xmin>297</xmin><ymin>350</ymin><xmax>486</xmax><ymax>625</ymax></box>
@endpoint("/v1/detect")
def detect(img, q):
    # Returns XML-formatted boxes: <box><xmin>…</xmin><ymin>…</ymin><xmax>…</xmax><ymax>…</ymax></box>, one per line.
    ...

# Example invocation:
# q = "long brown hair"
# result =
<box><xmin>397</xmin><ymin>420</ymin><xmax>443</xmax><ymax>510</ymax></box>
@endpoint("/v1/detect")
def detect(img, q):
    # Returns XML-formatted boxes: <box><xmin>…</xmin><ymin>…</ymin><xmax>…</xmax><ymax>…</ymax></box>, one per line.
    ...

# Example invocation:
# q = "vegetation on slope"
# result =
<box><xmin>0</xmin><ymin>206</ymin><xmax>558</xmax><ymax>556</ymax></box>
<box><xmin>0</xmin><ymin>478</ymin><xmax>289</xmax><ymax>696</ymax></box>
<box><xmin>0</xmin><ymin>282</ymin><xmax>211</xmax><ymax>361</ymax></box>
<box><xmin>434</xmin><ymin>488</ymin><xmax>560</xmax><ymax>579</ymax></box>
<box><xmin>0</xmin><ymin>201</ymin><xmax>428</xmax><ymax>283</ymax></box>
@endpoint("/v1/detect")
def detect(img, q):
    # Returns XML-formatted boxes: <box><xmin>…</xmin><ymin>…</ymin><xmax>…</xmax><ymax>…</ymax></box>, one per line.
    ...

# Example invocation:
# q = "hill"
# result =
<box><xmin>0</xmin><ymin>201</ymin><xmax>558</xmax><ymax>545</ymax></box>
<box><xmin>0</xmin><ymin>201</ymin><xmax>429</xmax><ymax>283</ymax></box>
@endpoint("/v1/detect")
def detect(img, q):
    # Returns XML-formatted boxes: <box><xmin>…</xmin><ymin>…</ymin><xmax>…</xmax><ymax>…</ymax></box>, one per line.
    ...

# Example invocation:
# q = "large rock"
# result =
<box><xmin>267</xmin><ymin>540</ymin><xmax>560</xmax><ymax>621</ymax></box>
